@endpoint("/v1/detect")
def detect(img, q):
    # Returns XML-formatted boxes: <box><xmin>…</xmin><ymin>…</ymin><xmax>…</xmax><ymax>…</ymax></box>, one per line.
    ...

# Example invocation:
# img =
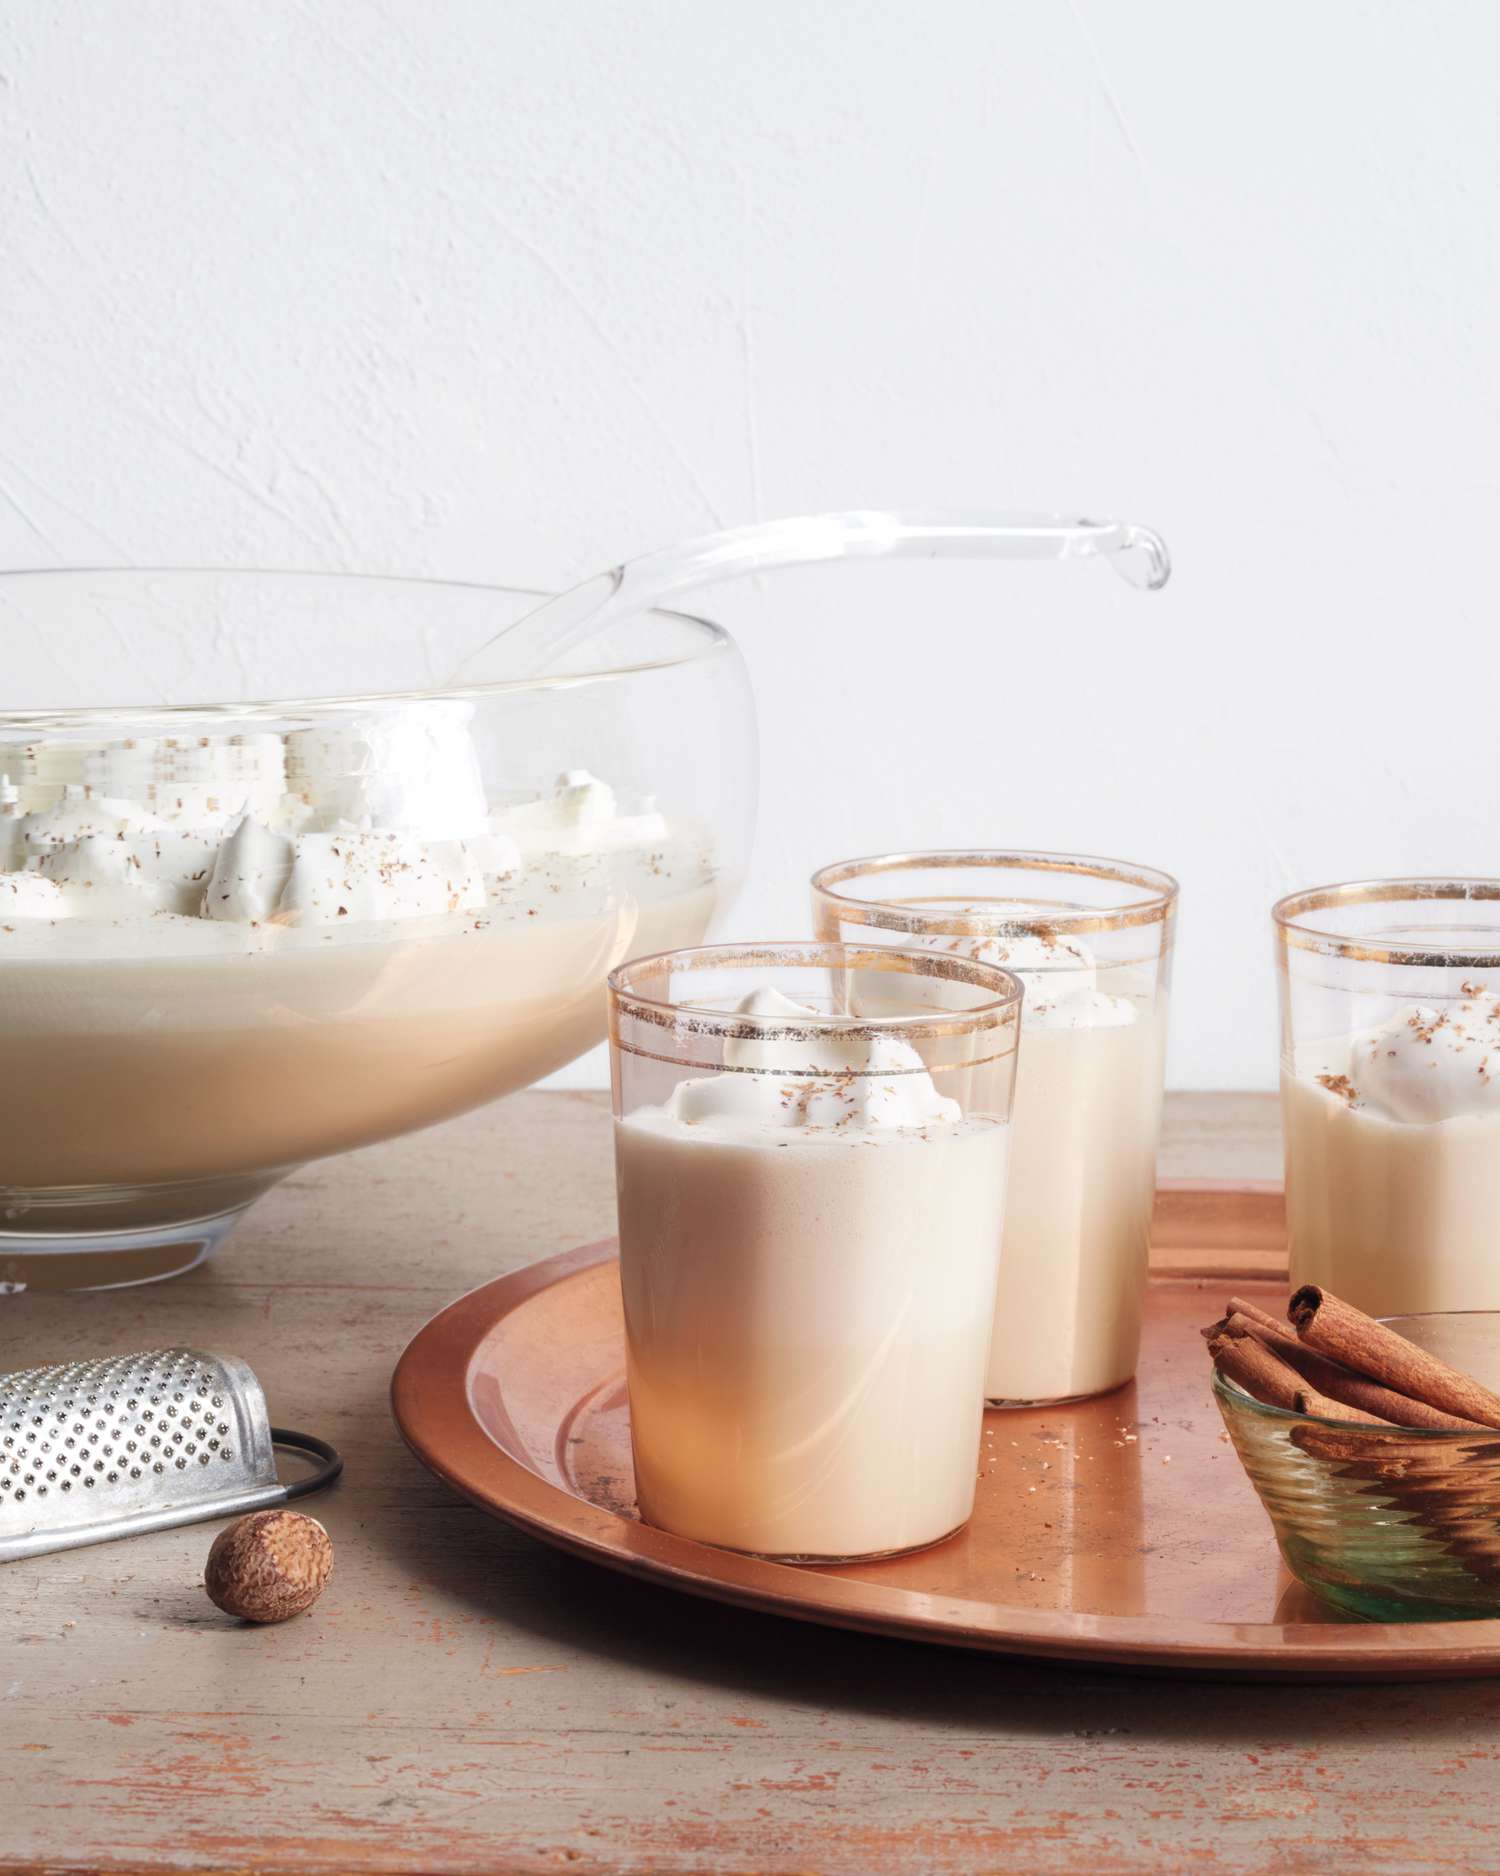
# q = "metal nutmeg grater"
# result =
<box><xmin>0</xmin><ymin>1347</ymin><xmax>341</xmax><ymax>1562</ymax></box>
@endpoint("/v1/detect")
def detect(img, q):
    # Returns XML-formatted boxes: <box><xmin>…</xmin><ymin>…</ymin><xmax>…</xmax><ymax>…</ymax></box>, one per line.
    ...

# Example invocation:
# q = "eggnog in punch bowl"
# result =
<box><xmin>0</xmin><ymin>570</ymin><xmax>753</xmax><ymax>1290</ymax></box>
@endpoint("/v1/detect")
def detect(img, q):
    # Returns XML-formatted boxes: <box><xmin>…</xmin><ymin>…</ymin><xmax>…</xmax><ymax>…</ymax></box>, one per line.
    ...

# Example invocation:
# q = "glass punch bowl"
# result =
<box><xmin>0</xmin><ymin>571</ymin><xmax>755</xmax><ymax>1290</ymax></box>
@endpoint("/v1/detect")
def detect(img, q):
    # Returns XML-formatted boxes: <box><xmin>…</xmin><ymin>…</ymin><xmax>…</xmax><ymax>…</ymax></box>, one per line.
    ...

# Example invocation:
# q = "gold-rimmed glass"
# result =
<box><xmin>1274</xmin><ymin>877</ymin><xmax>1500</xmax><ymax>1316</ymax></box>
<box><xmin>608</xmin><ymin>940</ymin><xmax>1020</xmax><ymax>1563</ymax></box>
<box><xmin>812</xmin><ymin>851</ymin><xmax>1178</xmax><ymax>1407</ymax></box>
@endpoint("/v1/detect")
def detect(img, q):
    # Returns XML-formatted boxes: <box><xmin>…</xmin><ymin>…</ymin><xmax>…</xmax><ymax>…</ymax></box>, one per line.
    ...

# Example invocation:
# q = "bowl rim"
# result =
<box><xmin>0</xmin><ymin>567</ymin><xmax>734</xmax><ymax>721</ymax></box>
<box><xmin>1213</xmin><ymin>1309</ymin><xmax>1500</xmax><ymax>1439</ymax></box>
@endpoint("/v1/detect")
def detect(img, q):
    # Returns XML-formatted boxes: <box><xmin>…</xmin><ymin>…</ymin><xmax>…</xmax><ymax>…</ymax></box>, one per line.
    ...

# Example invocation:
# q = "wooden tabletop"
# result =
<box><xmin>4</xmin><ymin>1091</ymin><xmax>1497</xmax><ymax>1876</ymax></box>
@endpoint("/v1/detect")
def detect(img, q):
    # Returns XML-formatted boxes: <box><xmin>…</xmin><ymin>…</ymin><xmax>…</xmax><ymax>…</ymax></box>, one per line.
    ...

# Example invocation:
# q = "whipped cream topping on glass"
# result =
<box><xmin>663</xmin><ymin>987</ymin><xmax>961</xmax><ymax>1132</ymax></box>
<box><xmin>1314</xmin><ymin>994</ymin><xmax>1500</xmax><ymax>1123</ymax></box>
<box><xmin>925</xmin><ymin>911</ymin><xmax>1137</xmax><ymax>1029</ymax></box>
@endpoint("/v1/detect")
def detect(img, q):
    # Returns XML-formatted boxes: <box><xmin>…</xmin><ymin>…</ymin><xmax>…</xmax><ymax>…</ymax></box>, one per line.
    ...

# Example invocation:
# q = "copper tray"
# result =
<box><xmin>391</xmin><ymin>1182</ymin><xmax>1500</xmax><ymax>1680</ymax></box>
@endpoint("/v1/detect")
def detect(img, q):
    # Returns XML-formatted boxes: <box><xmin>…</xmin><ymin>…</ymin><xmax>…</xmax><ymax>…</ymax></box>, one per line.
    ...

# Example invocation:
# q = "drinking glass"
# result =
<box><xmin>812</xmin><ymin>852</ymin><xmax>1178</xmax><ymax>1405</ymax></box>
<box><xmin>1275</xmin><ymin>878</ymin><xmax>1500</xmax><ymax>1316</ymax></box>
<box><xmin>608</xmin><ymin>940</ymin><xmax>1020</xmax><ymax>1561</ymax></box>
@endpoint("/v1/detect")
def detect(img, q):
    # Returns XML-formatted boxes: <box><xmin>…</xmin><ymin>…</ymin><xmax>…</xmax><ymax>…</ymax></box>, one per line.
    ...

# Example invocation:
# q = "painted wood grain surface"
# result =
<box><xmin>5</xmin><ymin>1090</ymin><xmax>1499</xmax><ymax>1876</ymax></box>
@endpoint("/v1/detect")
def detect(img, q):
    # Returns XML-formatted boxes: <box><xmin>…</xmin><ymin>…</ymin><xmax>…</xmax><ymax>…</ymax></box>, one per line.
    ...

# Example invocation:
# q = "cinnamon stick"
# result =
<box><xmin>1226</xmin><ymin>1295</ymin><xmax>1286</xmax><ymax>1336</ymax></box>
<box><xmin>1289</xmin><ymin>1285</ymin><xmax>1500</xmax><ymax>1430</ymax></box>
<box><xmin>1207</xmin><ymin>1331</ymin><xmax>1302</xmax><ymax>1411</ymax></box>
<box><xmin>1200</xmin><ymin>1295</ymin><xmax>1294</xmax><ymax>1343</ymax></box>
<box><xmin>1208</xmin><ymin>1331</ymin><xmax>1388</xmax><ymax>1424</ymax></box>
<box><xmin>1219</xmin><ymin>1311</ymin><xmax>1485</xmax><ymax>1431</ymax></box>
<box><xmin>1290</xmin><ymin>1388</ymin><xmax>1389</xmax><ymax>1427</ymax></box>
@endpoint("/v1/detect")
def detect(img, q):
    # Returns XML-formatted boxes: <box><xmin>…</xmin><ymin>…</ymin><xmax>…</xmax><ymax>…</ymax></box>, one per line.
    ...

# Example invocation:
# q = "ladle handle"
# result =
<box><xmin>457</xmin><ymin>509</ymin><xmax>1170</xmax><ymax>682</ymax></box>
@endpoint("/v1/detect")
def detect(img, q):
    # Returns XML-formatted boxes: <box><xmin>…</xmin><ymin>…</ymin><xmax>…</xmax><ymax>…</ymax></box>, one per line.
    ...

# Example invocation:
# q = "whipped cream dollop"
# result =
<box><xmin>284</xmin><ymin>705</ymin><xmax>488</xmax><ymax>840</ymax></box>
<box><xmin>1317</xmin><ymin>993</ymin><xmax>1500</xmax><ymax>1123</ymax></box>
<box><xmin>497</xmin><ymin>770</ymin><xmax>667</xmax><ymax>857</ymax></box>
<box><xmin>0</xmin><ymin>703</ymin><xmax>676</xmax><ymax>937</ymax></box>
<box><xmin>82</xmin><ymin>734</ymin><xmax>287</xmax><ymax>826</ymax></box>
<box><xmin>1</xmin><ymin>784</ymin><xmax>158</xmax><ymax>857</ymax></box>
<box><xmin>0</xmin><ymin>784</ymin><xmax>219</xmax><ymax>916</ymax></box>
<box><xmin>36</xmin><ymin>827</ymin><xmax>220</xmax><ymax>916</ymax></box>
<box><xmin>201</xmin><ymin>818</ymin><xmax>485</xmax><ymax>925</ymax></box>
<box><xmin>0</xmin><ymin>872</ymin><xmax>69</xmax><ymax>919</ymax></box>
<box><xmin>656</xmin><ymin>988</ymin><xmax>961</xmax><ymax>1134</ymax></box>
<box><xmin>276</xmin><ymin>832</ymin><xmax>484</xmax><ymax>925</ymax></box>
<box><xmin>921</xmin><ymin>912</ymin><xmax>1137</xmax><ymax>1030</ymax></box>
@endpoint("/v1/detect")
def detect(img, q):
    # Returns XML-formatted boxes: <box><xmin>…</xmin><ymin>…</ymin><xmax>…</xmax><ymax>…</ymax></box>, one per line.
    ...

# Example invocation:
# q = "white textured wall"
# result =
<box><xmin>3</xmin><ymin>1</ymin><xmax>1497</xmax><ymax>1089</ymax></box>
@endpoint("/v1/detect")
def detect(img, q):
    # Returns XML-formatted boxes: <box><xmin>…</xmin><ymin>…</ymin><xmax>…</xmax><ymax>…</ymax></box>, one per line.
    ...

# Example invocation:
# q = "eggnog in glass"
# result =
<box><xmin>1276</xmin><ymin>878</ymin><xmax>1500</xmax><ymax>1317</ymax></box>
<box><xmin>813</xmin><ymin>852</ymin><xmax>1177</xmax><ymax>1406</ymax></box>
<box><xmin>609</xmin><ymin>941</ymin><xmax>1019</xmax><ymax>1562</ymax></box>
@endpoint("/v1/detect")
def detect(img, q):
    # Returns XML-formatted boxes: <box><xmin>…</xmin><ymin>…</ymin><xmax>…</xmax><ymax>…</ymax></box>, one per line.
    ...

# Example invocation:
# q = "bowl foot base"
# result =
<box><xmin>0</xmin><ymin>1204</ymin><xmax>254</xmax><ymax>1294</ymax></box>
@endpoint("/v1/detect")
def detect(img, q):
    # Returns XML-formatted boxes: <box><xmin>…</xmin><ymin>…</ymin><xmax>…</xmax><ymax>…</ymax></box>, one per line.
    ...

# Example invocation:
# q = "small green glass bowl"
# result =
<box><xmin>1213</xmin><ymin>1312</ymin><xmax>1500</xmax><ymax>1622</ymax></box>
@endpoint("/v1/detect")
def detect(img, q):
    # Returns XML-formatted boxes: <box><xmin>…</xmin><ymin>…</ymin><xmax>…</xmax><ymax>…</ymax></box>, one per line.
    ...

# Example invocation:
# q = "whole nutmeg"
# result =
<box><xmin>204</xmin><ymin>1510</ymin><xmax>333</xmax><ymax>1623</ymax></box>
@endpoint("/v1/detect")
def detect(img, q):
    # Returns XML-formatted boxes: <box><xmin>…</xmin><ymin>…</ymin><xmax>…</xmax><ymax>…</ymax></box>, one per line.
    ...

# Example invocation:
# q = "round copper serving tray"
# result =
<box><xmin>391</xmin><ymin>1230</ymin><xmax>1500</xmax><ymax>1681</ymax></box>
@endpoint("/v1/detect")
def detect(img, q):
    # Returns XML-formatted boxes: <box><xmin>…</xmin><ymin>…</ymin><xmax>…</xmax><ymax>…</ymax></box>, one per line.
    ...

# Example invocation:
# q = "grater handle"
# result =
<box><xmin>272</xmin><ymin>1427</ymin><xmax>344</xmax><ymax>1500</ymax></box>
